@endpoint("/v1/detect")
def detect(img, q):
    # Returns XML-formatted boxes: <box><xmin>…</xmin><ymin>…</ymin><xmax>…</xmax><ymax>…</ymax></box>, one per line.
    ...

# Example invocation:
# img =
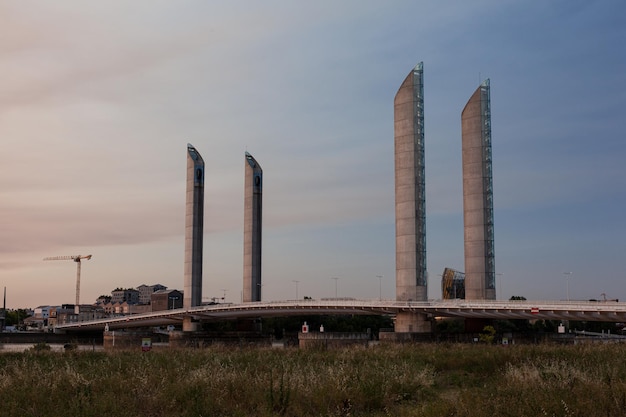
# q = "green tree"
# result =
<box><xmin>479</xmin><ymin>325</ymin><xmax>496</xmax><ymax>344</ymax></box>
<box><xmin>436</xmin><ymin>318</ymin><xmax>465</xmax><ymax>333</ymax></box>
<box><xmin>4</xmin><ymin>309</ymin><xmax>30</xmax><ymax>327</ymax></box>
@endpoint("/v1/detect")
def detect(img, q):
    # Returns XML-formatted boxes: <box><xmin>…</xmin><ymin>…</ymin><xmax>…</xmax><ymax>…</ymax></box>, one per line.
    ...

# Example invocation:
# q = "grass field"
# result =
<box><xmin>1</xmin><ymin>342</ymin><xmax>625</xmax><ymax>416</ymax></box>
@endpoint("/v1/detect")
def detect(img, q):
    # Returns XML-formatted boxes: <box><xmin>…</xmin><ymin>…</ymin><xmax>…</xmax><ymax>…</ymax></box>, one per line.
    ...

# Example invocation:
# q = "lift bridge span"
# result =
<box><xmin>54</xmin><ymin>299</ymin><xmax>626</xmax><ymax>332</ymax></box>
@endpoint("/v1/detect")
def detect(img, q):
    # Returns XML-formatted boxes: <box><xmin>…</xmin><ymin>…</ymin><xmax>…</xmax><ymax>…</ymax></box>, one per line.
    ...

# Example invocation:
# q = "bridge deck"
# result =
<box><xmin>54</xmin><ymin>299</ymin><xmax>626</xmax><ymax>332</ymax></box>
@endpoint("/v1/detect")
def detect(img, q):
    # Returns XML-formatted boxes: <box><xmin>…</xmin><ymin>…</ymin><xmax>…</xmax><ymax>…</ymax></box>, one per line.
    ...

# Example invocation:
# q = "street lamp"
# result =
<box><xmin>292</xmin><ymin>280</ymin><xmax>300</xmax><ymax>300</ymax></box>
<box><xmin>168</xmin><ymin>295</ymin><xmax>179</xmax><ymax>310</ymax></box>
<box><xmin>376</xmin><ymin>275</ymin><xmax>383</xmax><ymax>300</ymax></box>
<box><xmin>331</xmin><ymin>277</ymin><xmax>339</xmax><ymax>299</ymax></box>
<box><xmin>563</xmin><ymin>272</ymin><xmax>573</xmax><ymax>301</ymax></box>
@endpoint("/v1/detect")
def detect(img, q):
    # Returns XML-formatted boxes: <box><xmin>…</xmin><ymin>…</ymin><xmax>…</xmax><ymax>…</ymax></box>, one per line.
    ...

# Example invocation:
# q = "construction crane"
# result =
<box><xmin>43</xmin><ymin>255</ymin><xmax>92</xmax><ymax>314</ymax></box>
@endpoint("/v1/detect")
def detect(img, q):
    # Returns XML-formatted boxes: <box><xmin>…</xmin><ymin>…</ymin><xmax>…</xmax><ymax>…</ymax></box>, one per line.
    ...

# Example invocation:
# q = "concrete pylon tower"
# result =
<box><xmin>461</xmin><ymin>80</ymin><xmax>495</xmax><ymax>300</ymax></box>
<box><xmin>243</xmin><ymin>152</ymin><xmax>262</xmax><ymax>302</ymax></box>
<box><xmin>184</xmin><ymin>144</ymin><xmax>205</xmax><ymax>312</ymax></box>
<box><xmin>394</xmin><ymin>62</ymin><xmax>427</xmax><ymax>303</ymax></box>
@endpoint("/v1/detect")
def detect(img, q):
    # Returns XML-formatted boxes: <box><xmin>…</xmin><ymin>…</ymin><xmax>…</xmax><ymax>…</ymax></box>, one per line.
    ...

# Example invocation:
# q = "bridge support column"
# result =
<box><xmin>379</xmin><ymin>312</ymin><xmax>433</xmax><ymax>343</ymax></box>
<box><xmin>379</xmin><ymin>312</ymin><xmax>432</xmax><ymax>343</ymax></box>
<box><xmin>182</xmin><ymin>316</ymin><xmax>199</xmax><ymax>332</ymax></box>
<box><xmin>394</xmin><ymin>312</ymin><xmax>432</xmax><ymax>333</ymax></box>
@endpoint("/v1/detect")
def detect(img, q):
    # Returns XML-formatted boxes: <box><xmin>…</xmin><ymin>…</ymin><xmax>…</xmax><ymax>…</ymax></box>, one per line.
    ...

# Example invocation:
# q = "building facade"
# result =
<box><xmin>441</xmin><ymin>268</ymin><xmax>466</xmax><ymax>299</ymax></box>
<box><xmin>137</xmin><ymin>284</ymin><xmax>167</xmax><ymax>304</ymax></box>
<box><xmin>33</xmin><ymin>306</ymin><xmax>51</xmax><ymax>320</ymax></box>
<box><xmin>394</xmin><ymin>62</ymin><xmax>427</xmax><ymax>302</ymax></box>
<box><xmin>111</xmin><ymin>288</ymin><xmax>140</xmax><ymax>304</ymax></box>
<box><xmin>243</xmin><ymin>152</ymin><xmax>263</xmax><ymax>302</ymax></box>
<box><xmin>461</xmin><ymin>79</ymin><xmax>495</xmax><ymax>300</ymax></box>
<box><xmin>152</xmin><ymin>289</ymin><xmax>183</xmax><ymax>311</ymax></box>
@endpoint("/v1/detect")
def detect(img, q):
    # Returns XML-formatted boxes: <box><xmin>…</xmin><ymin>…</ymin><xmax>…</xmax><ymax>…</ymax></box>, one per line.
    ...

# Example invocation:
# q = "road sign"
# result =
<box><xmin>141</xmin><ymin>338</ymin><xmax>152</xmax><ymax>352</ymax></box>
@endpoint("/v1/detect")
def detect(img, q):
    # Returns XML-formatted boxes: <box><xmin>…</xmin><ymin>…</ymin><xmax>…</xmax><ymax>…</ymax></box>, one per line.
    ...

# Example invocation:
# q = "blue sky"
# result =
<box><xmin>1</xmin><ymin>1</ymin><xmax>625</xmax><ymax>307</ymax></box>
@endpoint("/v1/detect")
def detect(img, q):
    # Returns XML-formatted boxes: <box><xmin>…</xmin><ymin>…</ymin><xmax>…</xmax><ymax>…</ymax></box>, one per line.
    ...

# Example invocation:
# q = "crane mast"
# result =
<box><xmin>43</xmin><ymin>255</ymin><xmax>92</xmax><ymax>314</ymax></box>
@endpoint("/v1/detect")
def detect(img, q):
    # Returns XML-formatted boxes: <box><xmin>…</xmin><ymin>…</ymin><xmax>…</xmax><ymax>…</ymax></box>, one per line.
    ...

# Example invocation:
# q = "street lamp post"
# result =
<box><xmin>169</xmin><ymin>295</ymin><xmax>179</xmax><ymax>310</ymax></box>
<box><xmin>331</xmin><ymin>277</ymin><xmax>339</xmax><ymax>299</ymax></box>
<box><xmin>376</xmin><ymin>275</ymin><xmax>383</xmax><ymax>300</ymax></box>
<box><xmin>292</xmin><ymin>280</ymin><xmax>300</xmax><ymax>300</ymax></box>
<box><xmin>563</xmin><ymin>272</ymin><xmax>573</xmax><ymax>301</ymax></box>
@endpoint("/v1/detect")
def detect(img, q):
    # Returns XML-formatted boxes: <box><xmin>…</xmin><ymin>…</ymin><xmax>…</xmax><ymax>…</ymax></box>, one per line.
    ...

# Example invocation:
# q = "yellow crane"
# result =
<box><xmin>43</xmin><ymin>255</ymin><xmax>92</xmax><ymax>314</ymax></box>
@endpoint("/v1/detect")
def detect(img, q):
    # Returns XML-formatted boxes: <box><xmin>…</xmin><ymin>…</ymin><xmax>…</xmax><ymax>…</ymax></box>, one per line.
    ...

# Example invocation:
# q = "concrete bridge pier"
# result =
<box><xmin>182</xmin><ymin>316</ymin><xmax>199</xmax><ymax>332</ymax></box>
<box><xmin>395</xmin><ymin>311</ymin><xmax>432</xmax><ymax>333</ymax></box>
<box><xmin>380</xmin><ymin>311</ymin><xmax>432</xmax><ymax>342</ymax></box>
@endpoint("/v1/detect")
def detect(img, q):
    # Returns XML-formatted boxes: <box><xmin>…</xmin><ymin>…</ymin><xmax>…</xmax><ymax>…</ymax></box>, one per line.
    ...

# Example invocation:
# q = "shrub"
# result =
<box><xmin>30</xmin><ymin>342</ymin><xmax>51</xmax><ymax>352</ymax></box>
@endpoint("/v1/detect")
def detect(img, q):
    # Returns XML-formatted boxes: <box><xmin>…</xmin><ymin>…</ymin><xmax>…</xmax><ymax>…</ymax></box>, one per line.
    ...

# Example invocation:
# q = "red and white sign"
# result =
<box><xmin>531</xmin><ymin>307</ymin><xmax>539</xmax><ymax>314</ymax></box>
<box><xmin>141</xmin><ymin>338</ymin><xmax>152</xmax><ymax>352</ymax></box>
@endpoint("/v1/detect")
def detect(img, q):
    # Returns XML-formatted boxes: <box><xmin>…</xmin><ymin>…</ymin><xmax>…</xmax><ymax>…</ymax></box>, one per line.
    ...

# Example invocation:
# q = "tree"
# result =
<box><xmin>4</xmin><ymin>309</ymin><xmax>30</xmax><ymax>327</ymax></box>
<box><xmin>436</xmin><ymin>318</ymin><xmax>465</xmax><ymax>334</ymax></box>
<box><xmin>479</xmin><ymin>325</ymin><xmax>496</xmax><ymax>344</ymax></box>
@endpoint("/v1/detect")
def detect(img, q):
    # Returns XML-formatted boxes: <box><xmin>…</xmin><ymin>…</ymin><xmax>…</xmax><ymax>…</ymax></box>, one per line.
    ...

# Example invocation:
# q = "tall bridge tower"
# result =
<box><xmin>394</xmin><ymin>62</ymin><xmax>427</xmax><ymax>303</ymax></box>
<box><xmin>183</xmin><ymin>144</ymin><xmax>205</xmax><ymax>330</ymax></box>
<box><xmin>243</xmin><ymin>152</ymin><xmax>263</xmax><ymax>302</ymax></box>
<box><xmin>461</xmin><ymin>80</ymin><xmax>496</xmax><ymax>300</ymax></box>
<box><xmin>394</xmin><ymin>62</ymin><xmax>430</xmax><ymax>334</ymax></box>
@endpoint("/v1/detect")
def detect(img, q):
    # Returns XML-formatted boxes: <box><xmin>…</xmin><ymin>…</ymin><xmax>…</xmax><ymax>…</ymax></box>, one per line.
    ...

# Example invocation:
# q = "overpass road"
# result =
<box><xmin>54</xmin><ymin>299</ymin><xmax>626</xmax><ymax>332</ymax></box>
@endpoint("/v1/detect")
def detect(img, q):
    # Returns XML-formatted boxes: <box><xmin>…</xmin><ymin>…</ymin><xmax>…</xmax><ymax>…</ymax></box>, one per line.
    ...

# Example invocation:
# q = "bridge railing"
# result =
<box><xmin>198</xmin><ymin>298</ymin><xmax>626</xmax><ymax>310</ymax></box>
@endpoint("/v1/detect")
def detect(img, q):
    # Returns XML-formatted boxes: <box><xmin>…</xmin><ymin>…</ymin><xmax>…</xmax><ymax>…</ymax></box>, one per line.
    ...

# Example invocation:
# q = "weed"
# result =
<box><xmin>267</xmin><ymin>366</ymin><xmax>291</xmax><ymax>415</ymax></box>
<box><xmin>1</xmin><ymin>344</ymin><xmax>626</xmax><ymax>416</ymax></box>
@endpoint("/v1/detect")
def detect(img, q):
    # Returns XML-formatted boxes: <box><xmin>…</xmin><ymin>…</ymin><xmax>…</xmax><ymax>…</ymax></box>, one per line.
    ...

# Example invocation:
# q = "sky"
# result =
<box><xmin>1</xmin><ymin>1</ymin><xmax>625</xmax><ymax>308</ymax></box>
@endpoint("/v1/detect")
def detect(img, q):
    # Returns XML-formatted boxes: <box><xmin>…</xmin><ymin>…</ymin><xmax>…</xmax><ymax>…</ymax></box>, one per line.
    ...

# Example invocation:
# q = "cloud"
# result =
<box><xmin>1</xmin><ymin>1</ymin><xmax>626</xmax><ymax>306</ymax></box>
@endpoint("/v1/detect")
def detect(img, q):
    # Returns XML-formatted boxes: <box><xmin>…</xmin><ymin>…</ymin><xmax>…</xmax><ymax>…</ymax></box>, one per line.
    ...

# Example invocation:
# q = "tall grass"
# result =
<box><xmin>0</xmin><ymin>343</ymin><xmax>625</xmax><ymax>416</ymax></box>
